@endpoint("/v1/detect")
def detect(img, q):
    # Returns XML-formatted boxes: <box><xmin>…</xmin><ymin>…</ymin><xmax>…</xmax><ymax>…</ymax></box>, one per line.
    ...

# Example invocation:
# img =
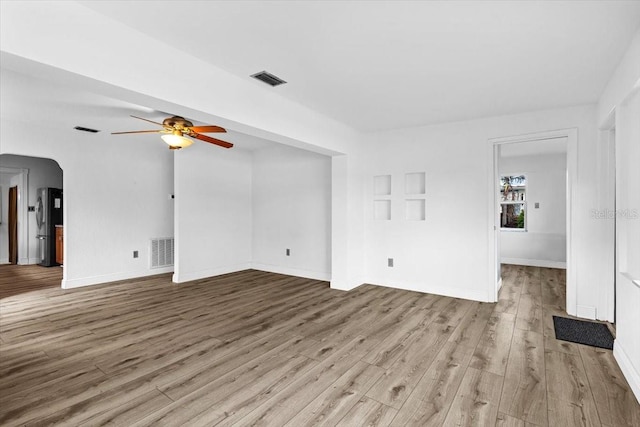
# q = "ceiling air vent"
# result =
<box><xmin>250</xmin><ymin>71</ymin><xmax>287</xmax><ymax>87</ymax></box>
<box><xmin>74</xmin><ymin>126</ymin><xmax>100</xmax><ymax>133</ymax></box>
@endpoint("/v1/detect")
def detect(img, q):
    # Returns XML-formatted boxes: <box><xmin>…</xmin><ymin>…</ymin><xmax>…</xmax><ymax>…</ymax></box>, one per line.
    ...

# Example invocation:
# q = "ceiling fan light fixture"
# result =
<box><xmin>161</xmin><ymin>132</ymin><xmax>193</xmax><ymax>149</ymax></box>
<box><xmin>114</xmin><ymin>115</ymin><xmax>231</xmax><ymax>149</ymax></box>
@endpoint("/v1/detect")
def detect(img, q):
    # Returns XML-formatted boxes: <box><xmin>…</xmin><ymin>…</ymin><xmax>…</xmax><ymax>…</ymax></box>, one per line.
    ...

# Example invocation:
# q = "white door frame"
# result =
<box><xmin>0</xmin><ymin>166</ymin><xmax>29</xmax><ymax>265</ymax></box>
<box><xmin>487</xmin><ymin>128</ymin><xmax>578</xmax><ymax>316</ymax></box>
<box><xmin>597</xmin><ymin>116</ymin><xmax>616</xmax><ymax>323</ymax></box>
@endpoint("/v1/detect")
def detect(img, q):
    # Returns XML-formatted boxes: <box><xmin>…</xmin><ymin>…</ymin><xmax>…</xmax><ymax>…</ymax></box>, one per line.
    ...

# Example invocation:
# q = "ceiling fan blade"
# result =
<box><xmin>131</xmin><ymin>115</ymin><xmax>165</xmax><ymax>126</ymax></box>
<box><xmin>188</xmin><ymin>125</ymin><xmax>226</xmax><ymax>133</ymax></box>
<box><xmin>192</xmin><ymin>132</ymin><xmax>234</xmax><ymax>148</ymax></box>
<box><xmin>111</xmin><ymin>130</ymin><xmax>161</xmax><ymax>135</ymax></box>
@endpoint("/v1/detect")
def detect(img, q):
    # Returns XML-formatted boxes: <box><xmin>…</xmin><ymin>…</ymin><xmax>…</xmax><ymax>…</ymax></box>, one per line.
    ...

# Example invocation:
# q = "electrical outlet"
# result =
<box><xmin>535</xmin><ymin>202</ymin><xmax>540</xmax><ymax>209</ymax></box>
<box><xmin>286</xmin><ymin>249</ymin><xmax>290</xmax><ymax>256</ymax></box>
<box><xmin>388</xmin><ymin>258</ymin><xmax>394</xmax><ymax>267</ymax></box>
<box><xmin>133</xmin><ymin>250</ymin><xmax>139</xmax><ymax>258</ymax></box>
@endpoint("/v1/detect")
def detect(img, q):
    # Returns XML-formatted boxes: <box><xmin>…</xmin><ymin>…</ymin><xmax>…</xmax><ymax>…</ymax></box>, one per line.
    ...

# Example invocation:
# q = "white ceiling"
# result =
<box><xmin>0</xmin><ymin>68</ymin><xmax>276</xmax><ymax>152</ymax></box>
<box><xmin>80</xmin><ymin>0</ymin><xmax>640</xmax><ymax>132</ymax></box>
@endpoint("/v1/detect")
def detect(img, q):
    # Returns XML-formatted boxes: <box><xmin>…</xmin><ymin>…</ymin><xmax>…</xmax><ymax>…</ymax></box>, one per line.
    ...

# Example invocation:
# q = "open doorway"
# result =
<box><xmin>8</xmin><ymin>186</ymin><xmax>18</xmax><ymax>263</ymax></box>
<box><xmin>1</xmin><ymin>166</ymin><xmax>28</xmax><ymax>265</ymax></box>
<box><xmin>0</xmin><ymin>155</ymin><xmax>63</xmax><ymax>269</ymax></box>
<box><xmin>498</xmin><ymin>138</ymin><xmax>568</xmax><ymax>269</ymax></box>
<box><xmin>489</xmin><ymin>129</ymin><xmax>578</xmax><ymax>317</ymax></box>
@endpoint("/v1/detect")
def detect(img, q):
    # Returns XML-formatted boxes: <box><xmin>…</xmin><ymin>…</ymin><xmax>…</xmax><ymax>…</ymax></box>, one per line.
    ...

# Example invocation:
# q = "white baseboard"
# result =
<box><xmin>501</xmin><ymin>257</ymin><xmax>567</xmax><ymax>269</ymax></box>
<box><xmin>251</xmin><ymin>263</ymin><xmax>330</xmax><ymax>282</ymax></box>
<box><xmin>62</xmin><ymin>267</ymin><xmax>174</xmax><ymax>289</ymax></box>
<box><xmin>172</xmin><ymin>263</ymin><xmax>251</xmax><ymax>284</ymax></box>
<box><xmin>28</xmin><ymin>257</ymin><xmax>40</xmax><ymax>265</ymax></box>
<box><xmin>0</xmin><ymin>257</ymin><xmax>8</xmax><ymax>264</ymax></box>
<box><xmin>330</xmin><ymin>281</ymin><xmax>358</xmax><ymax>291</ymax></box>
<box><xmin>330</xmin><ymin>275</ymin><xmax>365</xmax><ymax>292</ymax></box>
<box><xmin>614</xmin><ymin>340</ymin><xmax>640</xmax><ymax>404</ymax></box>
<box><xmin>362</xmin><ymin>277</ymin><xmax>491</xmax><ymax>302</ymax></box>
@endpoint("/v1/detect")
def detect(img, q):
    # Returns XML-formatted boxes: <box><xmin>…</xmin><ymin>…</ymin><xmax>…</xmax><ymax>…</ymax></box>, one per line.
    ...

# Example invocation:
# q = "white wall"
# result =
<box><xmin>331</xmin><ymin>152</ymin><xmax>366</xmax><ymax>290</ymax></box>
<box><xmin>613</xmin><ymin>90</ymin><xmax>640</xmax><ymax>403</ymax></box>
<box><xmin>0</xmin><ymin>154</ymin><xmax>63</xmax><ymax>264</ymax></box>
<box><xmin>597</xmin><ymin>28</ymin><xmax>640</xmax><ymax>125</ymax></box>
<box><xmin>596</xmin><ymin>27</ymin><xmax>640</xmax><ymax>403</ymax></box>
<box><xmin>173</xmin><ymin>143</ymin><xmax>252</xmax><ymax>283</ymax></box>
<box><xmin>359</xmin><ymin>105</ymin><xmax>598</xmax><ymax>305</ymax></box>
<box><xmin>500</xmin><ymin>152</ymin><xmax>567</xmax><ymax>268</ymax></box>
<box><xmin>592</xmin><ymin>28</ymin><xmax>640</xmax><ymax>324</ymax></box>
<box><xmin>0</xmin><ymin>118</ymin><xmax>175</xmax><ymax>287</ymax></box>
<box><xmin>252</xmin><ymin>144</ymin><xmax>331</xmax><ymax>280</ymax></box>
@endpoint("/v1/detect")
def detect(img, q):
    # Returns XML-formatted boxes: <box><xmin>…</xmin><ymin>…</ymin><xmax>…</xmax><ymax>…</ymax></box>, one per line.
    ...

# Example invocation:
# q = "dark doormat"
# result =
<box><xmin>553</xmin><ymin>316</ymin><xmax>614</xmax><ymax>350</ymax></box>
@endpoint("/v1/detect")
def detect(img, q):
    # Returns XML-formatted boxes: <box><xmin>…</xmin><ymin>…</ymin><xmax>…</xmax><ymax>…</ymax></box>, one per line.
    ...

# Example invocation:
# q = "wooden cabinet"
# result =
<box><xmin>55</xmin><ymin>226</ymin><xmax>63</xmax><ymax>265</ymax></box>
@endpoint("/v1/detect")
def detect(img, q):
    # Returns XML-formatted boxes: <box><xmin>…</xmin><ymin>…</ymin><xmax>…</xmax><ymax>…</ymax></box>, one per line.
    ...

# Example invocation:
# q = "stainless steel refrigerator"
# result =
<box><xmin>35</xmin><ymin>187</ymin><xmax>63</xmax><ymax>267</ymax></box>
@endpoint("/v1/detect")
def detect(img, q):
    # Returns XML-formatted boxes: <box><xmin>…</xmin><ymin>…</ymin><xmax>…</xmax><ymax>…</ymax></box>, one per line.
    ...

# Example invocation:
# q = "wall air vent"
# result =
<box><xmin>150</xmin><ymin>237</ymin><xmax>174</xmax><ymax>268</ymax></box>
<box><xmin>250</xmin><ymin>71</ymin><xmax>287</xmax><ymax>87</ymax></box>
<box><xmin>74</xmin><ymin>126</ymin><xmax>100</xmax><ymax>133</ymax></box>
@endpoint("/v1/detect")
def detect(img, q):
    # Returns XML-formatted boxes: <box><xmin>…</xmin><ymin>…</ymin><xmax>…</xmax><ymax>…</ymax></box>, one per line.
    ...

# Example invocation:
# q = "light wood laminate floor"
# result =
<box><xmin>0</xmin><ymin>264</ymin><xmax>638</xmax><ymax>426</ymax></box>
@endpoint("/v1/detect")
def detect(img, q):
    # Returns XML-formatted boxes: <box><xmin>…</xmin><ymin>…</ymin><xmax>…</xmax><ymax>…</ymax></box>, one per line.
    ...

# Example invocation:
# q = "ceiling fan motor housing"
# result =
<box><xmin>163</xmin><ymin>116</ymin><xmax>193</xmax><ymax>130</ymax></box>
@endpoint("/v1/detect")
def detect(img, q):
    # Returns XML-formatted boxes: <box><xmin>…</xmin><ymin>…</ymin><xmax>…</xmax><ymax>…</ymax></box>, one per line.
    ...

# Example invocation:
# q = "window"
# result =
<box><xmin>500</xmin><ymin>175</ymin><xmax>526</xmax><ymax>230</ymax></box>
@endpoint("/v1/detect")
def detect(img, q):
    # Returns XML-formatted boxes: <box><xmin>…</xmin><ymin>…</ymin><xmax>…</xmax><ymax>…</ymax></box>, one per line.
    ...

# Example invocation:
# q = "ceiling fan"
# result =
<box><xmin>112</xmin><ymin>115</ymin><xmax>233</xmax><ymax>150</ymax></box>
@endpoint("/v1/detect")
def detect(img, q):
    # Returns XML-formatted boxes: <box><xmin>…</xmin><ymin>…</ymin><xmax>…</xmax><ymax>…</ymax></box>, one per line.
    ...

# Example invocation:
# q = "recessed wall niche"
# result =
<box><xmin>373</xmin><ymin>175</ymin><xmax>392</xmax><ymax>220</ymax></box>
<box><xmin>374</xmin><ymin>200</ymin><xmax>392</xmax><ymax>221</ymax></box>
<box><xmin>405</xmin><ymin>172</ymin><xmax>426</xmax><ymax>195</ymax></box>
<box><xmin>404</xmin><ymin>172</ymin><xmax>426</xmax><ymax>221</ymax></box>
<box><xmin>405</xmin><ymin>199</ymin><xmax>426</xmax><ymax>221</ymax></box>
<box><xmin>374</xmin><ymin>175</ymin><xmax>391</xmax><ymax>196</ymax></box>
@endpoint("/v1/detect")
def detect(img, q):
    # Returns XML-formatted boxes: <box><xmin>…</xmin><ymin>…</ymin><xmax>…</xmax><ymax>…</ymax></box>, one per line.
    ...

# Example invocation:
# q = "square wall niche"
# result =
<box><xmin>405</xmin><ymin>199</ymin><xmax>425</xmax><ymax>221</ymax></box>
<box><xmin>405</xmin><ymin>172</ymin><xmax>425</xmax><ymax>195</ymax></box>
<box><xmin>374</xmin><ymin>175</ymin><xmax>392</xmax><ymax>196</ymax></box>
<box><xmin>374</xmin><ymin>200</ymin><xmax>391</xmax><ymax>221</ymax></box>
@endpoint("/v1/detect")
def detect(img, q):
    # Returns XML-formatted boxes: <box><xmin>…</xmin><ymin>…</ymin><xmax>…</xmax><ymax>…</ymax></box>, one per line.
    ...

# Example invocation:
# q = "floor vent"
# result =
<box><xmin>150</xmin><ymin>237</ymin><xmax>174</xmax><ymax>268</ymax></box>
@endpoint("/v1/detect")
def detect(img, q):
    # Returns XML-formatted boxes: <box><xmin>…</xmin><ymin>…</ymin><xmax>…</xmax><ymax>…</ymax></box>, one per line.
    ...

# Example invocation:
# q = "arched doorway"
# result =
<box><xmin>0</xmin><ymin>154</ymin><xmax>63</xmax><ymax>267</ymax></box>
